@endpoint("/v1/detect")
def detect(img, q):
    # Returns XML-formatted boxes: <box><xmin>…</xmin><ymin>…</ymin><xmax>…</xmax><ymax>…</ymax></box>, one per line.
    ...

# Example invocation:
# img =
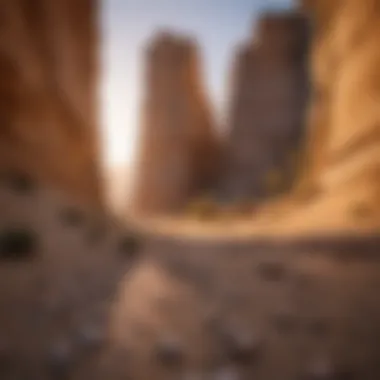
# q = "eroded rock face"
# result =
<box><xmin>0</xmin><ymin>0</ymin><xmax>104</xmax><ymax>207</ymax></box>
<box><xmin>220</xmin><ymin>12</ymin><xmax>310</xmax><ymax>202</ymax></box>
<box><xmin>287</xmin><ymin>0</ymin><xmax>380</xmax><ymax>228</ymax></box>
<box><xmin>132</xmin><ymin>32</ymin><xmax>220</xmax><ymax>215</ymax></box>
<box><xmin>300</xmin><ymin>0</ymin><xmax>380</xmax><ymax>188</ymax></box>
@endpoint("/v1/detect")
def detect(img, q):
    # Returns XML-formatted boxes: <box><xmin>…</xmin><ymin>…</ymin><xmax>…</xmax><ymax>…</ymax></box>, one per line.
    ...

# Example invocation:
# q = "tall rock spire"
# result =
<box><xmin>131</xmin><ymin>31</ymin><xmax>220</xmax><ymax>215</ymax></box>
<box><xmin>219</xmin><ymin>11</ymin><xmax>310</xmax><ymax>202</ymax></box>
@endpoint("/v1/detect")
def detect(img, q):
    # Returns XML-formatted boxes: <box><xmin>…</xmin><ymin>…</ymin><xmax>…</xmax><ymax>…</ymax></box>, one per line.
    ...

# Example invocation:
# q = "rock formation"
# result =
<box><xmin>219</xmin><ymin>12</ymin><xmax>310</xmax><ymax>202</ymax></box>
<box><xmin>269</xmin><ymin>0</ymin><xmax>380</xmax><ymax>233</ymax></box>
<box><xmin>131</xmin><ymin>32</ymin><xmax>220</xmax><ymax>216</ymax></box>
<box><xmin>0</xmin><ymin>0</ymin><xmax>104</xmax><ymax>207</ymax></box>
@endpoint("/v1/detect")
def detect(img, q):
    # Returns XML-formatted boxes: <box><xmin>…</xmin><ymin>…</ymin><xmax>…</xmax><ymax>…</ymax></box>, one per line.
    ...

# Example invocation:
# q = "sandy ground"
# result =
<box><xmin>1</xmin><ymin>173</ymin><xmax>380</xmax><ymax>379</ymax></box>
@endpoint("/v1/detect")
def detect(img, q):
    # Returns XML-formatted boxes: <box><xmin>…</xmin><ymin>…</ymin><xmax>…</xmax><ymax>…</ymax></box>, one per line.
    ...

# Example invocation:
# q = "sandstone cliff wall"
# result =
<box><xmin>0</xmin><ymin>0</ymin><xmax>104</xmax><ymax>207</ymax></box>
<box><xmin>265</xmin><ymin>0</ymin><xmax>380</xmax><ymax>232</ymax></box>
<box><xmin>220</xmin><ymin>12</ymin><xmax>310</xmax><ymax>202</ymax></box>
<box><xmin>132</xmin><ymin>32</ymin><xmax>220</xmax><ymax>215</ymax></box>
<box><xmin>302</xmin><ymin>0</ymin><xmax>380</xmax><ymax>205</ymax></box>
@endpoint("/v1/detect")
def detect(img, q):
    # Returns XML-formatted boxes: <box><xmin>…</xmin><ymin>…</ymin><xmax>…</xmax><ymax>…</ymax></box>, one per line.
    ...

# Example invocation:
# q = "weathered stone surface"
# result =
<box><xmin>270</xmin><ymin>0</ymin><xmax>380</xmax><ymax>232</ymax></box>
<box><xmin>0</xmin><ymin>0</ymin><xmax>104</xmax><ymax>207</ymax></box>
<box><xmin>219</xmin><ymin>12</ymin><xmax>310</xmax><ymax>202</ymax></box>
<box><xmin>131</xmin><ymin>32</ymin><xmax>220</xmax><ymax>215</ymax></box>
<box><xmin>299</xmin><ymin>0</ymin><xmax>380</xmax><ymax>191</ymax></box>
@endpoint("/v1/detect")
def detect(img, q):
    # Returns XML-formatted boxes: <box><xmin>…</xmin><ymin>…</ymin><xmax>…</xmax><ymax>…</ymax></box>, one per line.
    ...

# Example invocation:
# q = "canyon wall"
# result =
<box><xmin>306</xmin><ymin>0</ymin><xmax>380</xmax><ymax>210</ymax></box>
<box><xmin>219</xmin><ymin>12</ymin><xmax>310</xmax><ymax>202</ymax></box>
<box><xmin>131</xmin><ymin>32</ymin><xmax>220</xmax><ymax>215</ymax></box>
<box><xmin>299</xmin><ymin>0</ymin><xmax>380</xmax><ymax>195</ymax></box>
<box><xmin>266</xmin><ymin>0</ymin><xmax>380</xmax><ymax>232</ymax></box>
<box><xmin>0</xmin><ymin>0</ymin><xmax>104</xmax><ymax>207</ymax></box>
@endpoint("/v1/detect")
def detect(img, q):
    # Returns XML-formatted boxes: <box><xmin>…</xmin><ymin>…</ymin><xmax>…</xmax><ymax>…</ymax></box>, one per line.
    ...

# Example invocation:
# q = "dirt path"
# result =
<box><xmin>105</xmin><ymin>233</ymin><xmax>380</xmax><ymax>380</ymax></box>
<box><xmin>1</xmin><ymin>174</ymin><xmax>380</xmax><ymax>379</ymax></box>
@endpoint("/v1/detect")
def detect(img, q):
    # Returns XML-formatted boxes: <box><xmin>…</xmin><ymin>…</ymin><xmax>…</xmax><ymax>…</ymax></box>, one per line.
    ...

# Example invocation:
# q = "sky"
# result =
<box><xmin>100</xmin><ymin>0</ymin><xmax>294</xmax><ymax>167</ymax></box>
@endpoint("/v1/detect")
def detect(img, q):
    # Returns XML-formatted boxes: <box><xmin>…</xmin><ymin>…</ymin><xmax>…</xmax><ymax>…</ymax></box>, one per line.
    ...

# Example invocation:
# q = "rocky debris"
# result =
<box><xmin>60</xmin><ymin>207</ymin><xmax>86</xmax><ymax>227</ymax></box>
<box><xmin>47</xmin><ymin>340</ymin><xmax>75</xmax><ymax>379</ymax></box>
<box><xmin>75</xmin><ymin>324</ymin><xmax>106</xmax><ymax>352</ymax></box>
<box><xmin>0</xmin><ymin>172</ymin><xmax>144</xmax><ymax>379</ymax></box>
<box><xmin>1</xmin><ymin>170</ymin><xmax>380</xmax><ymax>378</ymax></box>
<box><xmin>302</xmin><ymin>357</ymin><xmax>337</xmax><ymax>380</ymax></box>
<box><xmin>220</xmin><ymin>326</ymin><xmax>262</xmax><ymax>365</ymax></box>
<box><xmin>0</xmin><ymin>0</ymin><xmax>104</xmax><ymax>207</ymax></box>
<box><xmin>0</xmin><ymin>226</ymin><xmax>38</xmax><ymax>261</ymax></box>
<box><xmin>220</xmin><ymin>11</ymin><xmax>310</xmax><ymax>202</ymax></box>
<box><xmin>118</xmin><ymin>232</ymin><xmax>142</xmax><ymax>260</ymax></box>
<box><xmin>256</xmin><ymin>259</ymin><xmax>288</xmax><ymax>282</ymax></box>
<box><xmin>155</xmin><ymin>335</ymin><xmax>184</xmax><ymax>367</ymax></box>
<box><xmin>132</xmin><ymin>31</ymin><xmax>220</xmax><ymax>215</ymax></box>
<box><xmin>211</xmin><ymin>366</ymin><xmax>241</xmax><ymax>380</ymax></box>
<box><xmin>0</xmin><ymin>171</ymin><xmax>36</xmax><ymax>194</ymax></box>
<box><xmin>181</xmin><ymin>371</ymin><xmax>205</xmax><ymax>380</ymax></box>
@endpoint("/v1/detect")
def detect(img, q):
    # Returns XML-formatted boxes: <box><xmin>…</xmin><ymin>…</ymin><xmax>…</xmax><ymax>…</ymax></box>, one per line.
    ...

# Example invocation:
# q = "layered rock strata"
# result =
<box><xmin>0</xmin><ymin>0</ymin><xmax>104</xmax><ymax>207</ymax></box>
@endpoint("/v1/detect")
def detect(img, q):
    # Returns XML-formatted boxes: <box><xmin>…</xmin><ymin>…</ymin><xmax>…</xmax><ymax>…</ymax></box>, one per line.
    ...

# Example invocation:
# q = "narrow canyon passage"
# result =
<box><xmin>1</xmin><ymin>0</ymin><xmax>380</xmax><ymax>378</ymax></box>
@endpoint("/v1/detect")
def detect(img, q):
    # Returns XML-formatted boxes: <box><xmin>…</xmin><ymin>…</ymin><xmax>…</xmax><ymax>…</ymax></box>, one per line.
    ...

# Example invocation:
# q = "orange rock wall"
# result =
<box><xmin>299</xmin><ymin>0</ymin><xmax>380</xmax><ymax>200</ymax></box>
<box><xmin>0</xmin><ymin>0</ymin><xmax>104</xmax><ymax>207</ymax></box>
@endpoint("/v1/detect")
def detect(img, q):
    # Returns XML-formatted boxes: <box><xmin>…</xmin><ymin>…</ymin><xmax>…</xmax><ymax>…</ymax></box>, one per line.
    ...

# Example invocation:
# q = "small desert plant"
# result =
<box><xmin>186</xmin><ymin>195</ymin><xmax>218</xmax><ymax>221</ymax></box>
<box><xmin>263</xmin><ymin>168</ymin><xmax>284</xmax><ymax>195</ymax></box>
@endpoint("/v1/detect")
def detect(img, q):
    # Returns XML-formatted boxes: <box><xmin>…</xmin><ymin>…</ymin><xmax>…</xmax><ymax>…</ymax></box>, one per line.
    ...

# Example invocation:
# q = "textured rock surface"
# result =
<box><xmin>132</xmin><ymin>32</ymin><xmax>220</xmax><ymax>215</ymax></box>
<box><xmin>0</xmin><ymin>0</ymin><xmax>104</xmax><ymax>207</ymax></box>
<box><xmin>299</xmin><ymin>0</ymin><xmax>380</xmax><ymax>191</ymax></box>
<box><xmin>274</xmin><ymin>0</ymin><xmax>380</xmax><ymax>231</ymax></box>
<box><xmin>219</xmin><ymin>12</ymin><xmax>310</xmax><ymax>202</ymax></box>
<box><xmin>1</xmin><ymin>1</ymin><xmax>380</xmax><ymax>378</ymax></box>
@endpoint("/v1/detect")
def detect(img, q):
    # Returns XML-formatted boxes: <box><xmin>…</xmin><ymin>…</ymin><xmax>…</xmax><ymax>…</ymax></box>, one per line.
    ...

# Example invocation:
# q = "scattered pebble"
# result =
<box><xmin>2</xmin><ymin>172</ymin><xmax>35</xmax><ymax>193</ymax></box>
<box><xmin>47</xmin><ymin>340</ymin><xmax>74</xmax><ymax>378</ymax></box>
<box><xmin>119</xmin><ymin>233</ymin><xmax>141</xmax><ymax>259</ymax></box>
<box><xmin>155</xmin><ymin>335</ymin><xmax>184</xmax><ymax>367</ymax></box>
<box><xmin>273</xmin><ymin>310</ymin><xmax>298</xmax><ymax>333</ymax></box>
<box><xmin>60</xmin><ymin>208</ymin><xmax>84</xmax><ymax>227</ymax></box>
<box><xmin>76</xmin><ymin>324</ymin><xmax>105</xmax><ymax>351</ymax></box>
<box><xmin>0</xmin><ymin>227</ymin><xmax>37</xmax><ymax>261</ymax></box>
<box><xmin>181</xmin><ymin>371</ymin><xmax>205</xmax><ymax>380</ymax></box>
<box><xmin>221</xmin><ymin>325</ymin><xmax>262</xmax><ymax>364</ymax></box>
<box><xmin>305</xmin><ymin>357</ymin><xmax>335</xmax><ymax>380</ymax></box>
<box><xmin>211</xmin><ymin>366</ymin><xmax>240</xmax><ymax>380</ymax></box>
<box><xmin>256</xmin><ymin>260</ymin><xmax>286</xmax><ymax>282</ymax></box>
